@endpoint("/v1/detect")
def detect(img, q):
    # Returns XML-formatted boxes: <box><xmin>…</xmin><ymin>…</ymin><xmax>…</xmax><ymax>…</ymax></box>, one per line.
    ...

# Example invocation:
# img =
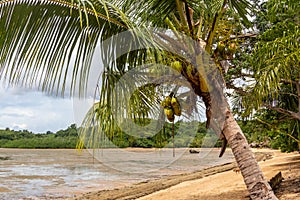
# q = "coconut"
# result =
<box><xmin>171</xmin><ymin>61</ymin><xmax>182</xmax><ymax>73</ymax></box>
<box><xmin>164</xmin><ymin>107</ymin><xmax>175</xmax><ymax>122</ymax></box>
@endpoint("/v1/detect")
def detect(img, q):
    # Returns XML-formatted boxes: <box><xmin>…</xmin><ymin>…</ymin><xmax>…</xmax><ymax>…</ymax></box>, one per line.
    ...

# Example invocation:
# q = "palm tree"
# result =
<box><xmin>247</xmin><ymin>0</ymin><xmax>300</xmax><ymax>121</ymax></box>
<box><xmin>240</xmin><ymin>0</ymin><xmax>300</xmax><ymax>151</ymax></box>
<box><xmin>0</xmin><ymin>0</ymin><xmax>278</xmax><ymax>199</ymax></box>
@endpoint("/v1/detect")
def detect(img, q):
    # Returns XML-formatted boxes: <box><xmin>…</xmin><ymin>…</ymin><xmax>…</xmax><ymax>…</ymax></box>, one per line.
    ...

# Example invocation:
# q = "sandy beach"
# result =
<box><xmin>73</xmin><ymin>149</ymin><xmax>300</xmax><ymax>200</ymax></box>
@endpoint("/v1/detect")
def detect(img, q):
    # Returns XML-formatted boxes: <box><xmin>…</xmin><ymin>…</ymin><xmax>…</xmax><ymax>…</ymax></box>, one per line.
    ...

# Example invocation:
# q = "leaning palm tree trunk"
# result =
<box><xmin>223</xmin><ymin>108</ymin><xmax>277</xmax><ymax>199</ymax></box>
<box><xmin>197</xmin><ymin>71</ymin><xmax>277</xmax><ymax>199</ymax></box>
<box><xmin>200</xmin><ymin>68</ymin><xmax>278</xmax><ymax>200</ymax></box>
<box><xmin>208</xmin><ymin>70</ymin><xmax>278</xmax><ymax>200</ymax></box>
<box><xmin>197</xmin><ymin>41</ymin><xmax>278</xmax><ymax>200</ymax></box>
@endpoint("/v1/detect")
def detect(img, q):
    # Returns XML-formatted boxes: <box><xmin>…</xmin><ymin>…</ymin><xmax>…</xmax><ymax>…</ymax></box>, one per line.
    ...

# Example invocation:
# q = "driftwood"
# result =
<box><xmin>189</xmin><ymin>149</ymin><xmax>200</xmax><ymax>154</ymax></box>
<box><xmin>269</xmin><ymin>172</ymin><xmax>283</xmax><ymax>190</ymax></box>
<box><xmin>0</xmin><ymin>156</ymin><xmax>10</xmax><ymax>160</ymax></box>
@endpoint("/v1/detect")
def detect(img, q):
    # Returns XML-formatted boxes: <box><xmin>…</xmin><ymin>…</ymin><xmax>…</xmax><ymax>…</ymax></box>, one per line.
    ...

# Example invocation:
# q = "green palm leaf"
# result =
<box><xmin>0</xmin><ymin>0</ymin><xmax>133</xmax><ymax>96</ymax></box>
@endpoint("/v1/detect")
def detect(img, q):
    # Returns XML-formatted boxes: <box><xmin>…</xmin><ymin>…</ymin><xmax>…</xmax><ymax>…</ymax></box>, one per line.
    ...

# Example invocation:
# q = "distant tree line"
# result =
<box><xmin>0</xmin><ymin>120</ymin><xmax>299</xmax><ymax>152</ymax></box>
<box><xmin>0</xmin><ymin>124</ymin><xmax>78</xmax><ymax>148</ymax></box>
<box><xmin>90</xmin><ymin>121</ymin><xmax>223</xmax><ymax>149</ymax></box>
<box><xmin>0</xmin><ymin>122</ymin><xmax>223</xmax><ymax>149</ymax></box>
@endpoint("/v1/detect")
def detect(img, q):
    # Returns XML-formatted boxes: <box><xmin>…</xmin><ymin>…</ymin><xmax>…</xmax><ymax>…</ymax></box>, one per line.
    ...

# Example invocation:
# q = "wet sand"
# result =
<box><xmin>0</xmin><ymin>149</ymin><xmax>142</xmax><ymax>200</ymax></box>
<box><xmin>1</xmin><ymin>148</ymin><xmax>299</xmax><ymax>200</ymax></box>
<box><xmin>0</xmin><ymin>148</ymin><xmax>235</xmax><ymax>200</ymax></box>
<box><xmin>73</xmin><ymin>149</ymin><xmax>300</xmax><ymax>200</ymax></box>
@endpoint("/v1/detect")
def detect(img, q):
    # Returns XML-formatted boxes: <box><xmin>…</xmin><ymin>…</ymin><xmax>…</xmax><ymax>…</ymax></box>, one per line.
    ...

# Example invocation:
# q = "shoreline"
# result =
<box><xmin>72</xmin><ymin>162</ymin><xmax>237</xmax><ymax>200</ymax></box>
<box><xmin>1</xmin><ymin>148</ymin><xmax>299</xmax><ymax>199</ymax></box>
<box><xmin>71</xmin><ymin>149</ymin><xmax>280</xmax><ymax>200</ymax></box>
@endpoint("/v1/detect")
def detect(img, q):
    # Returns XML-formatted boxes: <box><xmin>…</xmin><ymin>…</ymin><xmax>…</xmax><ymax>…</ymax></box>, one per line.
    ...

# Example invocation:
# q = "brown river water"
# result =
<box><xmin>0</xmin><ymin>148</ymin><xmax>234</xmax><ymax>200</ymax></box>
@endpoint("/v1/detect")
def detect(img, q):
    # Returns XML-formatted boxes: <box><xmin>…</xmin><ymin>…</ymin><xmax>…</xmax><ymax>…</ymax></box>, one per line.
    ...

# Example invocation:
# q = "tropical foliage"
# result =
<box><xmin>0</xmin><ymin>124</ymin><xmax>78</xmax><ymax>148</ymax></box>
<box><xmin>0</xmin><ymin>122</ymin><xmax>222</xmax><ymax>148</ymax></box>
<box><xmin>1</xmin><ymin>118</ymin><xmax>297</xmax><ymax>150</ymax></box>
<box><xmin>228</xmin><ymin>0</ymin><xmax>300</xmax><ymax>152</ymax></box>
<box><xmin>249</xmin><ymin>0</ymin><xmax>299</xmax><ymax>119</ymax></box>
<box><xmin>239</xmin><ymin>113</ymin><xmax>300</xmax><ymax>152</ymax></box>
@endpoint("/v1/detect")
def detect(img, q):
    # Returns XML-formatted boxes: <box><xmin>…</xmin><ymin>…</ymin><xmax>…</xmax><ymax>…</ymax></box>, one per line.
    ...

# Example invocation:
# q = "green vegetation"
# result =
<box><xmin>3</xmin><ymin>118</ymin><xmax>298</xmax><ymax>151</ymax></box>
<box><xmin>230</xmin><ymin>0</ymin><xmax>300</xmax><ymax>153</ymax></box>
<box><xmin>0</xmin><ymin>122</ymin><xmax>222</xmax><ymax>149</ymax></box>
<box><xmin>92</xmin><ymin>121</ymin><xmax>221</xmax><ymax>148</ymax></box>
<box><xmin>239</xmin><ymin>110</ymin><xmax>300</xmax><ymax>153</ymax></box>
<box><xmin>0</xmin><ymin>124</ymin><xmax>78</xmax><ymax>148</ymax></box>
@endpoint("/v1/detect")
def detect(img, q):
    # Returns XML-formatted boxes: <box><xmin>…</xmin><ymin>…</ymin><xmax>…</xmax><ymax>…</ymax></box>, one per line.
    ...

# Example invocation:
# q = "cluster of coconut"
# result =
<box><xmin>161</xmin><ymin>93</ymin><xmax>181</xmax><ymax>122</ymax></box>
<box><xmin>216</xmin><ymin>41</ymin><xmax>238</xmax><ymax>59</ymax></box>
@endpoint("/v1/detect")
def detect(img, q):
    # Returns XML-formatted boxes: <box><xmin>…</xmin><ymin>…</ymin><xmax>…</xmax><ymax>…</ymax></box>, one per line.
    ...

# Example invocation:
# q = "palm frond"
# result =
<box><xmin>251</xmin><ymin>26</ymin><xmax>299</xmax><ymax>101</ymax></box>
<box><xmin>227</xmin><ymin>0</ymin><xmax>252</xmax><ymax>26</ymax></box>
<box><xmin>0</xmin><ymin>0</ymin><xmax>132</xmax><ymax>96</ymax></box>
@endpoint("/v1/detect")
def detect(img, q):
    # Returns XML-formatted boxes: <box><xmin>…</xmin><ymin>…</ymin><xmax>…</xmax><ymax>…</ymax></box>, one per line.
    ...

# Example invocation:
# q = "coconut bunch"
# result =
<box><xmin>161</xmin><ymin>93</ymin><xmax>181</xmax><ymax>122</ymax></box>
<box><xmin>170</xmin><ymin>60</ymin><xmax>195</xmax><ymax>81</ymax></box>
<box><xmin>215</xmin><ymin>40</ymin><xmax>238</xmax><ymax>60</ymax></box>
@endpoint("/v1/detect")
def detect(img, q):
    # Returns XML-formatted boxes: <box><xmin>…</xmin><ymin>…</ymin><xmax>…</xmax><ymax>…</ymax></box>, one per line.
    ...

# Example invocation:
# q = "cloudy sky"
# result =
<box><xmin>0</xmin><ymin>86</ymin><xmax>76</xmax><ymax>133</ymax></box>
<box><xmin>0</xmin><ymin>46</ymin><xmax>101</xmax><ymax>133</ymax></box>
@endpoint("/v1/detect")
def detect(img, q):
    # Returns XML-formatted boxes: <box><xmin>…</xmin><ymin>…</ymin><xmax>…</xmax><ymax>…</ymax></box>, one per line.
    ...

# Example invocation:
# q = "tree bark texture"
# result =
<box><xmin>198</xmin><ymin>52</ymin><xmax>279</xmax><ymax>199</ymax></box>
<box><xmin>222</xmin><ymin>107</ymin><xmax>278</xmax><ymax>200</ymax></box>
<box><xmin>193</xmin><ymin>71</ymin><xmax>278</xmax><ymax>199</ymax></box>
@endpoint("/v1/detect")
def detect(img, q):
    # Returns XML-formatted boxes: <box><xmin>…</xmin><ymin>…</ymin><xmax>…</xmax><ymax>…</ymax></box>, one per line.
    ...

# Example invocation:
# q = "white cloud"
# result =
<box><xmin>0</xmin><ymin>40</ymin><xmax>104</xmax><ymax>133</ymax></box>
<box><xmin>0</xmin><ymin>86</ymin><xmax>75</xmax><ymax>133</ymax></box>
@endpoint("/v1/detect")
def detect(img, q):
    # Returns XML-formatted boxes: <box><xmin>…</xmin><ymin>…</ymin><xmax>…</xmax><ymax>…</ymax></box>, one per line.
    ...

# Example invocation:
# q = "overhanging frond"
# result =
<box><xmin>0</xmin><ymin>0</ymin><xmax>132</xmax><ymax>96</ymax></box>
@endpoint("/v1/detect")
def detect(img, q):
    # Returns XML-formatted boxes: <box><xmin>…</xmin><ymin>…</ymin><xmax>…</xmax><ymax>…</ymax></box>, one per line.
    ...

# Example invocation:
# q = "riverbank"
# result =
<box><xmin>72</xmin><ymin>149</ymin><xmax>300</xmax><ymax>200</ymax></box>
